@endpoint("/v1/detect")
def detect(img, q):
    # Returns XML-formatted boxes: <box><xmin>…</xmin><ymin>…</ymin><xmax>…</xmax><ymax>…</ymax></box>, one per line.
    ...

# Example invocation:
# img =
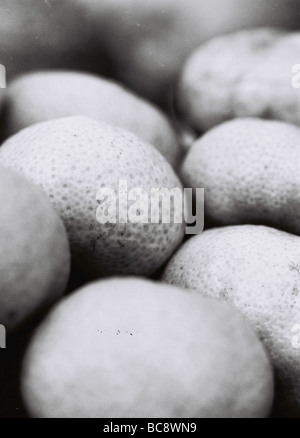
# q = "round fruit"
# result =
<box><xmin>0</xmin><ymin>116</ymin><xmax>184</xmax><ymax>277</ymax></box>
<box><xmin>21</xmin><ymin>277</ymin><xmax>273</xmax><ymax>418</ymax></box>
<box><xmin>4</xmin><ymin>71</ymin><xmax>181</xmax><ymax>167</ymax></box>
<box><xmin>163</xmin><ymin>225</ymin><xmax>300</xmax><ymax>417</ymax></box>
<box><xmin>181</xmin><ymin>118</ymin><xmax>300</xmax><ymax>235</ymax></box>
<box><xmin>0</xmin><ymin>165</ymin><xmax>70</xmax><ymax>332</ymax></box>
<box><xmin>177</xmin><ymin>28</ymin><xmax>300</xmax><ymax>133</ymax></box>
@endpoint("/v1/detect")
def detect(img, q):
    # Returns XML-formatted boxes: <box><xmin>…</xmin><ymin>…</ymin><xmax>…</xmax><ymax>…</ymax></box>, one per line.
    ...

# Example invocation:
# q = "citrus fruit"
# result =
<box><xmin>181</xmin><ymin>118</ymin><xmax>300</xmax><ymax>235</ymax></box>
<box><xmin>177</xmin><ymin>28</ymin><xmax>300</xmax><ymax>133</ymax></box>
<box><xmin>0</xmin><ymin>165</ymin><xmax>70</xmax><ymax>333</ymax></box>
<box><xmin>4</xmin><ymin>71</ymin><xmax>181</xmax><ymax>167</ymax></box>
<box><xmin>163</xmin><ymin>225</ymin><xmax>300</xmax><ymax>416</ymax></box>
<box><xmin>21</xmin><ymin>277</ymin><xmax>273</xmax><ymax>418</ymax></box>
<box><xmin>0</xmin><ymin>116</ymin><xmax>184</xmax><ymax>277</ymax></box>
<box><xmin>74</xmin><ymin>1</ymin><xmax>298</xmax><ymax>102</ymax></box>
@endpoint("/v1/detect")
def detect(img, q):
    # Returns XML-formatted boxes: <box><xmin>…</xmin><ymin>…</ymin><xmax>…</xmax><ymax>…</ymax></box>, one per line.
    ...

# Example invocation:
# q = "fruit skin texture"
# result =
<box><xmin>73</xmin><ymin>0</ymin><xmax>299</xmax><ymax>103</ymax></box>
<box><xmin>177</xmin><ymin>28</ymin><xmax>300</xmax><ymax>133</ymax></box>
<box><xmin>181</xmin><ymin>118</ymin><xmax>300</xmax><ymax>235</ymax></box>
<box><xmin>0</xmin><ymin>166</ymin><xmax>70</xmax><ymax>333</ymax></box>
<box><xmin>0</xmin><ymin>116</ymin><xmax>184</xmax><ymax>278</ymax></box>
<box><xmin>4</xmin><ymin>71</ymin><xmax>181</xmax><ymax>168</ymax></box>
<box><xmin>163</xmin><ymin>225</ymin><xmax>300</xmax><ymax>417</ymax></box>
<box><xmin>21</xmin><ymin>277</ymin><xmax>273</xmax><ymax>418</ymax></box>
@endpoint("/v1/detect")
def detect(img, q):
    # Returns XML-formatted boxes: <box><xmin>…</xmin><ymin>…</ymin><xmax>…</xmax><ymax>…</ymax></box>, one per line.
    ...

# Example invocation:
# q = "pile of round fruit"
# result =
<box><xmin>1</xmin><ymin>1</ymin><xmax>300</xmax><ymax>419</ymax></box>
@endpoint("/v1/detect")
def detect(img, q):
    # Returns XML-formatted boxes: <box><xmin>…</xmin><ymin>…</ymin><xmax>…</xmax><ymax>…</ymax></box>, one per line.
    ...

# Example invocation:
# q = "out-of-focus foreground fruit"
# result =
<box><xmin>73</xmin><ymin>0</ymin><xmax>299</xmax><ymax>102</ymax></box>
<box><xmin>21</xmin><ymin>277</ymin><xmax>273</xmax><ymax>418</ymax></box>
<box><xmin>177</xmin><ymin>28</ymin><xmax>300</xmax><ymax>133</ymax></box>
<box><xmin>0</xmin><ymin>116</ymin><xmax>184</xmax><ymax>278</ymax></box>
<box><xmin>163</xmin><ymin>225</ymin><xmax>300</xmax><ymax>417</ymax></box>
<box><xmin>0</xmin><ymin>165</ymin><xmax>70</xmax><ymax>333</ymax></box>
<box><xmin>3</xmin><ymin>71</ymin><xmax>181</xmax><ymax>168</ymax></box>
<box><xmin>181</xmin><ymin>118</ymin><xmax>300</xmax><ymax>234</ymax></box>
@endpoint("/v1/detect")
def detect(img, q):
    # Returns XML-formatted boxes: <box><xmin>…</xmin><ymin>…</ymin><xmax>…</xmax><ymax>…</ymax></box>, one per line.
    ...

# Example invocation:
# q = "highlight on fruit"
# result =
<box><xmin>291</xmin><ymin>324</ymin><xmax>300</xmax><ymax>349</ymax></box>
<box><xmin>0</xmin><ymin>64</ymin><xmax>6</xmax><ymax>89</ymax></box>
<box><xmin>292</xmin><ymin>64</ymin><xmax>300</xmax><ymax>89</ymax></box>
<box><xmin>0</xmin><ymin>324</ymin><xmax>6</xmax><ymax>349</ymax></box>
<box><xmin>95</xmin><ymin>180</ymin><xmax>204</xmax><ymax>235</ymax></box>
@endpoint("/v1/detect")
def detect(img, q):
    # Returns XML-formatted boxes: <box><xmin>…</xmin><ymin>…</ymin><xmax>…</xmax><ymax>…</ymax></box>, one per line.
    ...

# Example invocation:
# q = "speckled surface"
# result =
<box><xmin>163</xmin><ymin>225</ymin><xmax>300</xmax><ymax>416</ymax></box>
<box><xmin>0</xmin><ymin>116</ymin><xmax>185</xmax><ymax>277</ymax></box>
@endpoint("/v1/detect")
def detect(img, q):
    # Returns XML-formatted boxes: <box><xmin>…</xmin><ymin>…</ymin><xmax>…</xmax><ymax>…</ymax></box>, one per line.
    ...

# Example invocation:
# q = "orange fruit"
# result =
<box><xmin>5</xmin><ymin>71</ymin><xmax>181</xmax><ymax>167</ymax></box>
<box><xmin>163</xmin><ymin>225</ymin><xmax>300</xmax><ymax>416</ymax></box>
<box><xmin>21</xmin><ymin>277</ymin><xmax>273</xmax><ymax>418</ymax></box>
<box><xmin>0</xmin><ymin>165</ymin><xmax>70</xmax><ymax>333</ymax></box>
<box><xmin>177</xmin><ymin>28</ymin><xmax>300</xmax><ymax>132</ymax></box>
<box><xmin>0</xmin><ymin>116</ymin><xmax>184</xmax><ymax>277</ymax></box>
<box><xmin>74</xmin><ymin>1</ymin><xmax>298</xmax><ymax>102</ymax></box>
<box><xmin>181</xmin><ymin>118</ymin><xmax>300</xmax><ymax>235</ymax></box>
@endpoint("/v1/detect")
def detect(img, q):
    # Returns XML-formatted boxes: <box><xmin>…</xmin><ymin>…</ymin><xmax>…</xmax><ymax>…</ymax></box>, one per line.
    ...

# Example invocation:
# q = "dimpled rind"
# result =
<box><xmin>0</xmin><ymin>165</ymin><xmax>70</xmax><ymax>332</ymax></box>
<box><xmin>177</xmin><ymin>28</ymin><xmax>300</xmax><ymax>133</ymax></box>
<box><xmin>21</xmin><ymin>277</ymin><xmax>273</xmax><ymax>418</ymax></box>
<box><xmin>0</xmin><ymin>116</ymin><xmax>184</xmax><ymax>277</ymax></box>
<box><xmin>181</xmin><ymin>118</ymin><xmax>300</xmax><ymax>235</ymax></box>
<box><xmin>5</xmin><ymin>71</ymin><xmax>181</xmax><ymax>168</ymax></box>
<box><xmin>163</xmin><ymin>225</ymin><xmax>300</xmax><ymax>417</ymax></box>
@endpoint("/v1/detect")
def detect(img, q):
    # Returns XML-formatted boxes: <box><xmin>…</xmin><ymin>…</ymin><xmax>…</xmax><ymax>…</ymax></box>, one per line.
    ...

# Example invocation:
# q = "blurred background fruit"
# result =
<box><xmin>73</xmin><ymin>0</ymin><xmax>300</xmax><ymax>103</ymax></box>
<box><xmin>0</xmin><ymin>166</ymin><xmax>70</xmax><ymax>333</ymax></box>
<box><xmin>181</xmin><ymin>118</ymin><xmax>300</xmax><ymax>234</ymax></box>
<box><xmin>21</xmin><ymin>278</ymin><xmax>274</xmax><ymax>418</ymax></box>
<box><xmin>1</xmin><ymin>1</ymin><xmax>298</xmax><ymax>106</ymax></box>
<box><xmin>163</xmin><ymin>225</ymin><xmax>300</xmax><ymax>417</ymax></box>
<box><xmin>177</xmin><ymin>28</ymin><xmax>300</xmax><ymax>133</ymax></box>
<box><xmin>3</xmin><ymin>71</ymin><xmax>181</xmax><ymax>167</ymax></box>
